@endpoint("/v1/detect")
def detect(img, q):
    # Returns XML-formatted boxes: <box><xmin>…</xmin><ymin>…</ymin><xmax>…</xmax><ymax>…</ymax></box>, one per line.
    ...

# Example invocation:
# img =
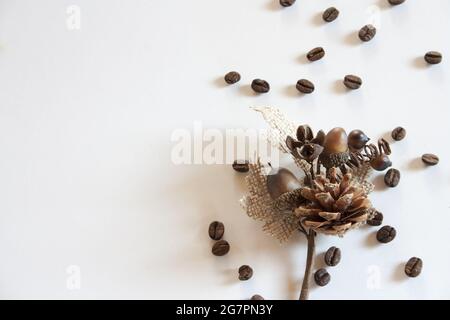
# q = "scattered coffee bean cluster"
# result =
<box><xmin>312</xmin><ymin>246</ymin><xmax>341</xmax><ymax>287</ymax></box>
<box><xmin>215</xmin><ymin>0</ymin><xmax>443</xmax><ymax>298</ymax></box>
<box><xmin>209</xmin><ymin>221</ymin><xmax>230</xmax><ymax>256</ymax></box>
<box><xmin>223</xmin><ymin>0</ymin><xmax>442</xmax><ymax>97</ymax></box>
<box><xmin>209</xmin><ymin>221</ymin><xmax>260</xmax><ymax>297</ymax></box>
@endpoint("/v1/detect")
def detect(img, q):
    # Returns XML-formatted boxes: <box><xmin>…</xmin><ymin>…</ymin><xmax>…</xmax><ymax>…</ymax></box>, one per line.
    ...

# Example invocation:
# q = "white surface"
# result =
<box><xmin>0</xmin><ymin>0</ymin><xmax>449</xmax><ymax>300</ymax></box>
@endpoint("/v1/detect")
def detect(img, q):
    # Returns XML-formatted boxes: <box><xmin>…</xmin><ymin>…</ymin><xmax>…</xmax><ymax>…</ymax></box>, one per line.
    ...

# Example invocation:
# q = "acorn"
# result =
<box><xmin>318</xmin><ymin>128</ymin><xmax>350</xmax><ymax>169</ymax></box>
<box><xmin>266</xmin><ymin>167</ymin><xmax>302</xmax><ymax>200</ymax></box>
<box><xmin>348</xmin><ymin>130</ymin><xmax>370</xmax><ymax>151</ymax></box>
<box><xmin>370</xmin><ymin>155</ymin><xmax>392</xmax><ymax>171</ymax></box>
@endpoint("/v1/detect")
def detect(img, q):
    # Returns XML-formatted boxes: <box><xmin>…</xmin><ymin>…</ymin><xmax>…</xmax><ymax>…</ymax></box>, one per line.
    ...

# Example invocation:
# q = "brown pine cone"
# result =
<box><xmin>295</xmin><ymin>171</ymin><xmax>372</xmax><ymax>235</ymax></box>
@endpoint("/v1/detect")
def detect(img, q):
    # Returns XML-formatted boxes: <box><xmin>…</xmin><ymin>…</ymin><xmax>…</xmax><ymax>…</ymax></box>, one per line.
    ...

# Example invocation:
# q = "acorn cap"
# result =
<box><xmin>266</xmin><ymin>167</ymin><xmax>302</xmax><ymax>199</ymax></box>
<box><xmin>319</xmin><ymin>152</ymin><xmax>350</xmax><ymax>169</ymax></box>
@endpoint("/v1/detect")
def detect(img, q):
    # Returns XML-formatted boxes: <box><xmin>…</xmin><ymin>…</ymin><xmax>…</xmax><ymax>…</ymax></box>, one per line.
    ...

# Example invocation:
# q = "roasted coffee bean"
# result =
<box><xmin>422</xmin><ymin>153</ymin><xmax>439</xmax><ymax>166</ymax></box>
<box><xmin>238</xmin><ymin>265</ymin><xmax>253</xmax><ymax>281</ymax></box>
<box><xmin>343</xmin><ymin>75</ymin><xmax>362</xmax><ymax>90</ymax></box>
<box><xmin>208</xmin><ymin>221</ymin><xmax>225</xmax><ymax>240</ymax></box>
<box><xmin>250</xmin><ymin>294</ymin><xmax>265</xmax><ymax>300</ymax></box>
<box><xmin>224</xmin><ymin>71</ymin><xmax>241</xmax><ymax>84</ymax></box>
<box><xmin>314</xmin><ymin>268</ymin><xmax>330</xmax><ymax>286</ymax></box>
<box><xmin>405</xmin><ymin>257</ymin><xmax>423</xmax><ymax>278</ymax></box>
<box><xmin>388</xmin><ymin>0</ymin><xmax>406</xmax><ymax>5</ymax></box>
<box><xmin>378</xmin><ymin>138</ymin><xmax>391</xmax><ymax>155</ymax></box>
<box><xmin>322</xmin><ymin>7</ymin><xmax>339</xmax><ymax>22</ymax></box>
<box><xmin>391</xmin><ymin>127</ymin><xmax>406</xmax><ymax>141</ymax></box>
<box><xmin>232</xmin><ymin>160</ymin><xmax>250</xmax><ymax>172</ymax></box>
<box><xmin>376</xmin><ymin>225</ymin><xmax>396</xmax><ymax>243</ymax></box>
<box><xmin>280</xmin><ymin>0</ymin><xmax>296</xmax><ymax>7</ymax></box>
<box><xmin>424</xmin><ymin>51</ymin><xmax>442</xmax><ymax>64</ymax></box>
<box><xmin>212</xmin><ymin>240</ymin><xmax>230</xmax><ymax>256</ymax></box>
<box><xmin>296</xmin><ymin>79</ymin><xmax>315</xmax><ymax>94</ymax></box>
<box><xmin>251</xmin><ymin>79</ymin><xmax>270</xmax><ymax>93</ymax></box>
<box><xmin>359</xmin><ymin>24</ymin><xmax>376</xmax><ymax>42</ymax></box>
<box><xmin>384</xmin><ymin>168</ymin><xmax>400</xmax><ymax>188</ymax></box>
<box><xmin>307</xmin><ymin>47</ymin><xmax>325</xmax><ymax>62</ymax></box>
<box><xmin>324</xmin><ymin>247</ymin><xmax>341</xmax><ymax>267</ymax></box>
<box><xmin>367</xmin><ymin>211</ymin><xmax>383</xmax><ymax>226</ymax></box>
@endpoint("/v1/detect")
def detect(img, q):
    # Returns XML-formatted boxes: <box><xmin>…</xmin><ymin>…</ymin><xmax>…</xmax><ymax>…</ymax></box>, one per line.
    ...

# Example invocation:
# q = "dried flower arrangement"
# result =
<box><xmin>240</xmin><ymin>106</ymin><xmax>394</xmax><ymax>300</ymax></box>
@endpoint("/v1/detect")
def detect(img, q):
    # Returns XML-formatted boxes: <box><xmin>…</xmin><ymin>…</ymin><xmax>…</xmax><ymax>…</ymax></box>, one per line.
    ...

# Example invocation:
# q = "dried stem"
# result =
<box><xmin>316</xmin><ymin>160</ymin><xmax>321</xmax><ymax>175</ymax></box>
<box><xmin>299</xmin><ymin>228</ymin><xmax>316</xmax><ymax>300</ymax></box>
<box><xmin>309</xmin><ymin>162</ymin><xmax>316</xmax><ymax>182</ymax></box>
<box><xmin>298</xmin><ymin>219</ymin><xmax>308</xmax><ymax>235</ymax></box>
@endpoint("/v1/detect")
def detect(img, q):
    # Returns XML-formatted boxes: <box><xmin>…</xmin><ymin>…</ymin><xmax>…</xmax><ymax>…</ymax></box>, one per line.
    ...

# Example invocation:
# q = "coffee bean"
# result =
<box><xmin>376</xmin><ymin>225</ymin><xmax>396</xmax><ymax>243</ymax></box>
<box><xmin>212</xmin><ymin>240</ymin><xmax>230</xmax><ymax>256</ymax></box>
<box><xmin>367</xmin><ymin>211</ymin><xmax>383</xmax><ymax>226</ymax></box>
<box><xmin>322</xmin><ymin>7</ymin><xmax>339</xmax><ymax>22</ymax></box>
<box><xmin>388</xmin><ymin>0</ymin><xmax>406</xmax><ymax>5</ymax></box>
<box><xmin>280</xmin><ymin>0</ymin><xmax>296</xmax><ymax>7</ymax></box>
<box><xmin>251</xmin><ymin>79</ymin><xmax>270</xmax><ymax>93</ymax></box>
<box><xmin>384</xmin><ymin>168</ymin><xmax>400</xmax><ymax>188</ymax></box>
<box><xmin>314</xmin><ymin>268</ymin><xmax>330</xmax><ymax>286</ymax></box>
<box><xmin>343</xmin><ymin>75</ymin><xmax>362</xmax><ymax>90</ymax></box>
<box><xmin>307</xmin><ymin>47</ymin><xmax>325</xmax><ymax>62</ymax></box>
<box><xmin>391</xmin><ymin>127</ymin><xmax>406</xmax><ymax>141</ymax></box>
<box><xmin>422</xmin><ymin>153</ymin><xmax>439</xmax><ymax>166</ymax></box>
<box><xmin>232</xmin><ymin>160</ymin><xmax>250</xmax><ymax>172</ymax></box>
<box><xmin>250</xmin><ymin>294</ymin><xmax>264</xmax><ymax>300</ymax></box>
<box><xmin>296</xmin><ymin>79</ymin><xmax>315</xmax><ymax>94</ymax></box>
<box><xmin>424</xmin><ymin>51</ymin><xmax>442</xmax><ymax>64</ymax></box>
<box><xmin>208</xmin><ymin>221</ymin><xmax>225</xmax><ymax>240</ymax></box>
<box><xmin>405</xmin><ymin>257</ymin><xmax>423</xmax><ymax>278</ymax></box>
<box><xmin>224</xmin><ymin>71</ymin><xmax>241</xmax><ymax>84</ymax></box>
<box><xmin>238</xmin><ymin>265</ymin><xmax>253</xmax><ymax>281</ymax></box>
<box><xmin>324</xmin><ymin>246</ymin><xmax>341</xmax><ymax>267</ymax></box>
<box><xmin>359</xmin><ymin>24</ymin><xmax>376</xmax><ymax>42</ymax></box>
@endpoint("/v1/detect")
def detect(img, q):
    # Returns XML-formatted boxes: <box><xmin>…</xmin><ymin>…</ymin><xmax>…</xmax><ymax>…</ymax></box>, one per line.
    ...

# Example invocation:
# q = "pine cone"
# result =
<box><xmin>294</xmin><ymin>170</ymin><xmax>372</xmax><ymax>236</ymax></box>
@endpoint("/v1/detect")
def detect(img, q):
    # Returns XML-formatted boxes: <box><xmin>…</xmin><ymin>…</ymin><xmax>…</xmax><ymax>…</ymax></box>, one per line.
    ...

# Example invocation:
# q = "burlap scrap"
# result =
<box><xmin>240</xmin><ymin>159</ymin><xmax>301</xmax><ymax>242</ymax></box>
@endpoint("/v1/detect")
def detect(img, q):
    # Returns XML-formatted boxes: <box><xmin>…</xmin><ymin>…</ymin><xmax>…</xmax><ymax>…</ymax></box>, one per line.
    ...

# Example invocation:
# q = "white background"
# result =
<box><xmin>0</xmin><ymin>0</ymin><xmax>449</xmax><ymax>300</ymax></box>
